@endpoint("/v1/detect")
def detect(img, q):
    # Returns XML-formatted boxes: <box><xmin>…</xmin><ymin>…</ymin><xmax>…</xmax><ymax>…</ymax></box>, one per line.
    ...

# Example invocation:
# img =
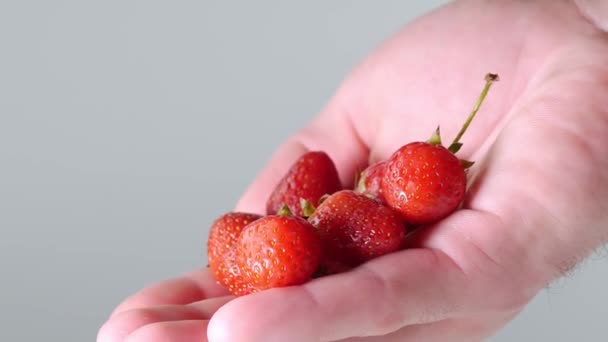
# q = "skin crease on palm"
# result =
<box><xmin>97</xmin><ymin>1</ymin><xmax>608</xmax><ymax>341</ymax></box>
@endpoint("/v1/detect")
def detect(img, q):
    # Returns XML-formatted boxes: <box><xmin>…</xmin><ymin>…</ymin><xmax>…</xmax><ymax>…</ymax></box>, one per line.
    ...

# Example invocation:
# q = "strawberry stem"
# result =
<box><xmin>448</xmin><ymin>73</ymin><xmax>499</xmax><ymax>153</ymax></box>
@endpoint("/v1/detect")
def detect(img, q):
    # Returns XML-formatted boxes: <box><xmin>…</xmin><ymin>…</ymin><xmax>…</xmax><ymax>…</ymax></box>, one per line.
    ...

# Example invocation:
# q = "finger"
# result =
<box><xmin>235</xmin><ymin>102</ymin><xmax>369</xmax><ymax>214</ymax></box>
<box><xmin>111</xmin><ymin>269</ymin><xmax>228</xmax><ymax>317</ymax></box>
<box><xmin>207</xmin><ymin>247</ymin><xmax>470</xmax><ymax>342</ymax></box>
<box><xmin>338</xmin><ymin>313</ymin><xmax>516</xmax><ymax>342</ymax></box>
<box><xmin>98</xmin><ymin>296</ymin><xmax>230</xmax><ymax>342</ymax></box>
<box><xmin>125</xmin><ymin>320</ymin><xmax>209</xmax><ymax>342</ymax></box>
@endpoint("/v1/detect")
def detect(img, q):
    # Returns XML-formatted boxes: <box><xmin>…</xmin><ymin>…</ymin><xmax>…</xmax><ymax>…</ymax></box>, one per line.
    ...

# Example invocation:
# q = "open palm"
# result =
<box><xmin>98</xmin><ymin>1</ymin><xmax>608</xmax><ymax>341</ymax></box>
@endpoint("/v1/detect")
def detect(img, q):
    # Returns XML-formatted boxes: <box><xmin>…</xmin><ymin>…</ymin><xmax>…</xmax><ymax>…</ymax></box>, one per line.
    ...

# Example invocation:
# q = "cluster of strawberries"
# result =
<box><xmin>207</xmin><ymin>74</ymin><xmax>498</xmax><ymax>296</ymax></box>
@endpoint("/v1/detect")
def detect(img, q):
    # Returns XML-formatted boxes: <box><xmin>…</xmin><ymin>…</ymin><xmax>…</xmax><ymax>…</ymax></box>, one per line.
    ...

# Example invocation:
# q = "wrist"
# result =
<box><xmin>574</xmin><ymin>0</ymin><xmax>608</xmax><ymax>31</ymax></box>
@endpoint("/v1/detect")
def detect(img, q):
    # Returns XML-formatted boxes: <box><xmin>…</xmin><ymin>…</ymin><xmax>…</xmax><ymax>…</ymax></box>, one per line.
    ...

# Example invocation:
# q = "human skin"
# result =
<box><xmin>98</xmin><ymin>1</ymin><xmax>608</xmax><ymax>341</ymax></box>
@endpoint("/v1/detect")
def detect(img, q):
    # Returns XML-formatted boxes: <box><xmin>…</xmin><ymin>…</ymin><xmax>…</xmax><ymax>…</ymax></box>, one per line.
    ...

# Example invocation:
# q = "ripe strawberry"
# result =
<box><xmin>207</xmin><ymin>212</ymin><xmax>262</xmax><ymax>296</ymax></box>
<box><xmin>237</xmin><ymin>213</ymin><xmax>321</xmax><ymax>290</ymax></box>
<box><xmin>382</xmin><ymin>73</ymin><xmax>498</xmax><ymax>225</ymax></box>
<box><xmin>355</xmin><ymin>161</ymin><xmax>387</xmax><ymax>203</ymax></box>
<box><xmin>308</xmin><ymin>190</ymin><xmax>406</xmax><ymax>273</ymax></box>
<box><xmin>383</xmin><ymin>142</ymin><xmax>466</xmax><ymax>225</ymax></box>
<box><xmin>210</xmin><ymin>249</ymin><xmax>256</xmax><ymax>296</ymax></box>
<box><xmin>266</xmin><ymin>151</ymin><xmax>342</xmax><ymax>217</ymax></box>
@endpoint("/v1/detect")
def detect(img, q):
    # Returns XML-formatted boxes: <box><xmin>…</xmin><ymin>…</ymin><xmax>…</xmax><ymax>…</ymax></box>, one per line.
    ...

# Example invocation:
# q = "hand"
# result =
<box><xmin>98</xmin><ymin>1</ymin><xmax>608</xmax><ymax>341</ymax></box>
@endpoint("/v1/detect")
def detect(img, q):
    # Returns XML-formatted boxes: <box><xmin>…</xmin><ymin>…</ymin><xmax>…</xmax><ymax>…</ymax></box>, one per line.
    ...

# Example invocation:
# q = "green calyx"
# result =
<box><xmin>427</xmin><ymin>126</ymin><xmax>443</xmax><ymax>146</ymax></box>
<box><xmin>460</xmin><ymin>159</ymin><xmax>475</xmax><ymax>170</ymax></box>
<box><xmin>449</xmin><ymin>142</ymin><xmax>463</xmax><ymax>154</ymax></box>
<box><xmin>300</xmin><ymin>198</ymin><xmax>316</xmax><ymax>218</ymax></box>
<box><xmin>277</xmin><ymin>204</ymin><xmax>293</xmax><ymax>217</ymax></box>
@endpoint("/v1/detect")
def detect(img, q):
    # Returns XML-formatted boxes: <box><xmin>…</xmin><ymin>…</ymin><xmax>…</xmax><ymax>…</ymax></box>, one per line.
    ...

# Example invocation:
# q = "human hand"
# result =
<box><xmin>98</xmin><ymin>1</ymin><xmax>608</xmax><ymax>341</ymax></box>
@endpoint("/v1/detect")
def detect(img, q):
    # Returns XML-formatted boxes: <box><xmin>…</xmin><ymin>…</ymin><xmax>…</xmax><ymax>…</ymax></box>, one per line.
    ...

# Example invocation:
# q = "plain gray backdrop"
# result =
<box><xmin>1</xmin><ymin>1</ymin><xmax>606</xmax><ymax>341</ymax></box>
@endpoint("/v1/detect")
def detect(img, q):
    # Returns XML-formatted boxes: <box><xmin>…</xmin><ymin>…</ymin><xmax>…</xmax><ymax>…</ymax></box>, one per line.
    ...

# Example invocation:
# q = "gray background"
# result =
<box><xmin>1</xmin><ymin>1</ymin><xmax>606</xmax><ymax>341</ymax></box>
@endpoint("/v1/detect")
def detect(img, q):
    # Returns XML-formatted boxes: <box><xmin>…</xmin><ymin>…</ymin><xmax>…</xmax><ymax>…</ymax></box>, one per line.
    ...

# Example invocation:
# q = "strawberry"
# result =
<box><xmin>355</xmin><ymin>161</ymin><xmax>387</xmax><ymax>203</ymax></box>
<box><xmin>210</xmin><ymin>249</ymin><xmax>256</xmax><ymax>296</ymax></box>
<box><xmin>266</xmin><ymin>151</ymin><xmax>342</xmax><ymax>217</ymax></box>
<box><xmin>382</xmin><ymin>73</ymin><xmax>498</xmax><ymax>225</ymax></box>
<box><xmin>308</xmin><ymin>190</ymin><xmax>406</xmax><ymax>273</ymax></box>
<box><xmin>237</xmin><ymin>211</ymin><xmax>321</xmax><ymax>291</ymax></box>
<box><xmin>383</xmin><ymin>142</ymin><xmax>467</xmax><ymax>225</ymax></box>
<box><xmin>207</xmin><ymin>212</ymin><xmax>262</xmax><ymax>296</ymax></box>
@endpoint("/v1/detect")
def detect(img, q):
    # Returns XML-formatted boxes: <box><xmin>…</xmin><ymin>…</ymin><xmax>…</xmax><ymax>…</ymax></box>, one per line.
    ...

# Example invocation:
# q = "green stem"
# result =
<box><xmin>448</xmin><ymin>73</ymin><xmax>499</xmax><ymax>153</ymax></box>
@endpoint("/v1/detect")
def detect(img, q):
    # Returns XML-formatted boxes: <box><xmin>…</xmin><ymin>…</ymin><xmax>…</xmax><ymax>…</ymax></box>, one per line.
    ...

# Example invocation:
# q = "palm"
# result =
<box><xmin>99</xmin><ymin>1</ymin><xmax>608</xmax><ymax>341</ymax></box>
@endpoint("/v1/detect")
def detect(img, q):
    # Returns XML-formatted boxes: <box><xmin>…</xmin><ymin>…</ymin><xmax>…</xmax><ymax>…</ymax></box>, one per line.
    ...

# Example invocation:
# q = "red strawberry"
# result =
<box><xmin>382</xmin><ymin>73</ymin><xmax>498</xmax><ymax>225</ymax></box>
<box><xmin>308</xmin><ymin>190</ymin><xmax>406</xmax><ymax>273</ymax></box>
<box><xmin>237</xmin><ymin>213</ymin><xmax>321</xmax><ymax>291</ymax></box>
<box><xmin>207</xmin><ymin>212</ymin><xmax>262</xmax><ymax>296</ymax></box>
<box><xmin>266</xmin><ymin>151</ymin><xmax>342</xmax><ymax>217</ymax></box>
<box><xmin>355</xmin><ymin>161</ymin><xmax>387</xmax><ymax>203</ymax></box>
<box><xmin>383</xmin><ymin>142</ymin><xmax>466</xmax><ymax>225</ymax></box>
<box><xmin>210</xmin><ymin>249</ymin><xmax>256</xmax><ymax>296</ymax></box>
